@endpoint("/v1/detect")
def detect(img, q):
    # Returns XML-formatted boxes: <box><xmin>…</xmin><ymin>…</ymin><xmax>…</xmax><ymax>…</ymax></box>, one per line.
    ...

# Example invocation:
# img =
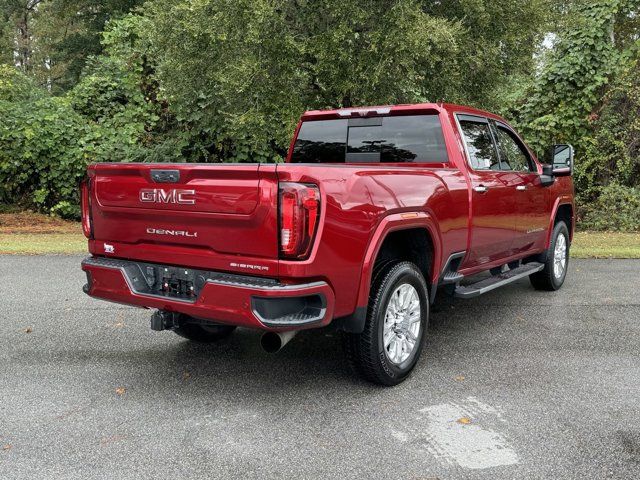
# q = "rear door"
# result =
<box><xmin>493</xmin><ymin>122</ymin><xmax>548</xmax><ymax>253</ymax></box>
<box><xmin>457</xmin><ymin>115</ymin><xmax>519</xmax><ymax>269</ymax></box>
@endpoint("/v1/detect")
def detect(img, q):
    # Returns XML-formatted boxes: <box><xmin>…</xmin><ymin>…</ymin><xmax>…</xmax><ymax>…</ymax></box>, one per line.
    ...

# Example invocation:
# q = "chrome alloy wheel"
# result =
<box><xmin>553</xmin><ymin>233</ymin><xmax>568</xmax><ymax>279</ymax></box>
<box><xmin>383</xmin><ymin>283</ymin><xmax>421</xmax><ymax>365</ymax></box>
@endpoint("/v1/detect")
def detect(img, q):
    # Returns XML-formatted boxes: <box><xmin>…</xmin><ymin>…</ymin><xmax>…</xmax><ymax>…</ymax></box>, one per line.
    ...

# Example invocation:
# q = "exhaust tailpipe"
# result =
<box><xmin>261</xmin><ymin>330</ymin><xmax>297</xmax><ymax>353</ymax></box>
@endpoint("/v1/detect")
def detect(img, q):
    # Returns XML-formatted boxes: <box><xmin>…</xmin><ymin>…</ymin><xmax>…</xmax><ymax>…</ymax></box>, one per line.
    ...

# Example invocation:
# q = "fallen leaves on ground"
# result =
<box><xmin>23</xmin><ymin>327</ymin><xmax>33</xmax><ymax>334</ymax></box>
<box><xmin>454</xmin><ymin>375</ymin><xmax>465</xmax><ymax>382</ymax></box>
<box><xmin>115</xmin><ymin>387</ymin><xmax>126</xmax><ymax>396</ymax></box>
<box><xmin>457</xmin><ymin>417</ymin><xmax>472</xmax><ymax>425</ymax></box>
<box><xmin>2</xmin><ymin>444</ymin><xmax>12</xmax><ymax>451</ymax></box>
<box><xmin>0</xmin><ymin>212</ymin><xmax>80</xmax><ymax>234</ymax></box>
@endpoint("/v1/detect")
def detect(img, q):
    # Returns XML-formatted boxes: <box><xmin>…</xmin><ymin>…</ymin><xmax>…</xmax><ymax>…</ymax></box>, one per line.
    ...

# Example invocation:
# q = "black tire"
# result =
<box><xmin>343</xmin><ymin>261</ymin><xmax>429</xmax><ymax>386</ymax></box>
<box><xmin>174</xmin><ymin>319</ymin><xmax>236</xmax><ymax>343</ymax></box>
<box><xmin>530</xmin><ymin>221</ymin><xmax>570</xmax><ymax>291</ymax></box>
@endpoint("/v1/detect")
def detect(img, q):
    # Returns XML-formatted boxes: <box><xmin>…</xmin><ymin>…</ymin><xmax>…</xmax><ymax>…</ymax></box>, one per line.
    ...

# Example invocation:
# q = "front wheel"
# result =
<box><xmin>343</xmin><ymin>261</ymin><xmax>429</xmax><ymax>386</ymax></box>
<box><xmin>530</xmin><ymin>221</ymin><xmax>570</xmax><ymax>291</ymax></box>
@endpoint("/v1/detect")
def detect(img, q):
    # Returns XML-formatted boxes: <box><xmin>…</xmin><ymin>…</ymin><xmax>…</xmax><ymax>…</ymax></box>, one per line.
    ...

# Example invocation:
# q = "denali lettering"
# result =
<box><xmin>139</xmin><ymin>188</ymin><xmax>195</xmax><ymax>205</ymax></box>
<box><xmin>147</xmin><ymin>228</ymin><xmax>197</xmax><ymax>238</ymax></box>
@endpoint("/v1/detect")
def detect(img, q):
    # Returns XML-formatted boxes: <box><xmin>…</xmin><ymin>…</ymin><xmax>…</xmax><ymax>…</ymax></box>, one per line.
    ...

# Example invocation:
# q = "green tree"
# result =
<box><xmin>0</xmin><ymin>16</ymin><xmax>160</xmax><ymax>216</ymax></box>
<box><xmin>0</xmin><ymin>0</ymin><xmax>42</xmax><ymax>72</ymax></box>
<box><xmin>511</xmin><ymin>0</ymin><xmax>640</xmax><ymax>227</ymax></box>
<box><xmin>143</xmin><ymin>0</ymin><xmax>463</xmax><ymax>162</ymax></box>
<box><xmin>32</xmin><ymin>0</ymin><xmax>144</xmax><ymax>93</ymax></box>
<box><xmin>2</xmin><ymin>0</ymin><xmax>639</xmax><ymax>230</ymax></box>
<box><xmin>0</xmin><ymin>0</ymin><xmax>143</xmax><ymax>93</ymax></box>
<box><xmin>512</xmin><ymin>0</ymin><xmax>638</xmax><ymax>154</ymax></box>
<box><xmin>423</xmin><ymin>0</ymin><xmax>553</xmax><ymax>110</ymax></box>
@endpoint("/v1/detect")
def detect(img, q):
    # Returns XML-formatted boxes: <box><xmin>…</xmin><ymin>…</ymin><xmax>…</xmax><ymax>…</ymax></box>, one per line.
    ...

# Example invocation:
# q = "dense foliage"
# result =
<box><xmin>510</xmin><ymin>0</ymin><xmax>640</xmax><ymax>229</ymax></box>
<box><xmin>0</xmin><ymin>0</ymin><xmax>639</xmax><ymax>229</ymax></box>
<box><xmin>0</xmin><ymin>16</ymin><xmax>159</xmax><ymax>217</ymax></box>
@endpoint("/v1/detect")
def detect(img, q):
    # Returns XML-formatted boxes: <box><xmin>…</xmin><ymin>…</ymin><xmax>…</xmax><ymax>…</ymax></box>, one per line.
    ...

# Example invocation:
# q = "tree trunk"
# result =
<box><xmin>17</xmin><ymin>11</ymin><xmax>31</xmax><ymax>72</ymax></box>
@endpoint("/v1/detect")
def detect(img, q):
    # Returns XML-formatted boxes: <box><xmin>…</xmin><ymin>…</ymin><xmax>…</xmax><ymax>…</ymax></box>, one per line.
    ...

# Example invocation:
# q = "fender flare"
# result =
<box><xmin>355</xmin><ymin>211</ymin><xmax>443</xmax><ymax>310</ymax></box>
<box><xmin>545</xmin><ymin>196</ymin><xmax>574</xmax><ymax>249</ymax></box>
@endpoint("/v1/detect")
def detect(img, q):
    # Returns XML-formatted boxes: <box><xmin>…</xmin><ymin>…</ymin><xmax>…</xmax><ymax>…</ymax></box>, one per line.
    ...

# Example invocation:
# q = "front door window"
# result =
<box><xmin>494</xmin><ymin>126</ymin><xmax>531</xmax><ymax>172</ymax></box>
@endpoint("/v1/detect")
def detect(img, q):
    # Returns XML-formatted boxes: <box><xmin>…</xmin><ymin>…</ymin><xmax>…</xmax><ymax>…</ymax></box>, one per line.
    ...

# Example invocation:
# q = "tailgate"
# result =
<box><xmin>89</xmin><ymin>163</ymin><xmax>278</xmax><ymax>262</ymax></box>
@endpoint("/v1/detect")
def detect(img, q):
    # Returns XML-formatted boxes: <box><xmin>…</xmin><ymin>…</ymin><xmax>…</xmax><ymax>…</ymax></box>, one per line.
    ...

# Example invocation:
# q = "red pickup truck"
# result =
<box><xmin>81</xmin><ymin>103</ymin><xmax>575</xmax><ymax>385</ymax></box>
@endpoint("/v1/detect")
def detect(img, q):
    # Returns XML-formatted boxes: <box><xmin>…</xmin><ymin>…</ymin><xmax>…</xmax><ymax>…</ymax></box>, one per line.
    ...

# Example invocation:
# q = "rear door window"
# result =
<box><xmin>458</xmin><ymin>118</ymin><xmax>500</xmax><ymax>170</ymax></box>
<box><xmin>291</xmin><ymin>114</ymin><xmax>448</xmax><ymax>164</ymax></box>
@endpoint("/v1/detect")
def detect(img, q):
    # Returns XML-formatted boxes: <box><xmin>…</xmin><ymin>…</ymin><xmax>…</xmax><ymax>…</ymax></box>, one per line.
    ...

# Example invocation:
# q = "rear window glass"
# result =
<box><xmin>291</xmin><ymin>115</ymin><xmax>448</xmax><ymax>164</ymax></box>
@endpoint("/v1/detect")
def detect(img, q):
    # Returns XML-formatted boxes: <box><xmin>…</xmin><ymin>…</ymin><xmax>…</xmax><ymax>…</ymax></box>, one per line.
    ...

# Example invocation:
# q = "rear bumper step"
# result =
<box><xmin>454</xmin><ymin>262</ymin><xmax>544</xmax><ymax>299</ymax></box>
<box><xmin>81</xmin><ymin>256</ymin><xmax>334</xmax><ymax>330</ymax></box>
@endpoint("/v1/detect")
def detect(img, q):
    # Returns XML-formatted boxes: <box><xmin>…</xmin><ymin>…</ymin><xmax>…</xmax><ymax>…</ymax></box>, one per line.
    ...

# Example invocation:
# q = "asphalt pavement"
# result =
<box><xmin>0</xmin><ymin>256</ymin><xmax>639</xmax><ymax>479</ymax></box>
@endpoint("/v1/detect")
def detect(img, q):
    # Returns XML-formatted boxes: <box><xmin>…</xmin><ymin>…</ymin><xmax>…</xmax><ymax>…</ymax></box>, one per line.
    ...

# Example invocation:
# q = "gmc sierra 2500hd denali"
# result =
<box><xmin>81</xmin><ymin>103</ymin><xmax>575</xmax><ymax>386</ymax></box>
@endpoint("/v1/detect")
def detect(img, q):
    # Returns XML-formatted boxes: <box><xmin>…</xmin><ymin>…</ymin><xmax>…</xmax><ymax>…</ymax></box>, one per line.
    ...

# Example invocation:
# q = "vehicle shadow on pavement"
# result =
<box><xmin>60</xmin><ymin>291</ymin><xmax>516</xmax><ymax>399</ymax></box>
<box><xmin>40</xmin><ymin>282</ymin><xmax>538</xmax><ymax>401</ymax></box>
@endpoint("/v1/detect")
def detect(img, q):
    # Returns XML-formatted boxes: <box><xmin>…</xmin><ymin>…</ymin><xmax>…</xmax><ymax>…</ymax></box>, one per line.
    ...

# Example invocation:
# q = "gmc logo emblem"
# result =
<box><xmin>139</xmin><ymin>188</ymin><xmax>195</xmax><ymax>205</ymax></box>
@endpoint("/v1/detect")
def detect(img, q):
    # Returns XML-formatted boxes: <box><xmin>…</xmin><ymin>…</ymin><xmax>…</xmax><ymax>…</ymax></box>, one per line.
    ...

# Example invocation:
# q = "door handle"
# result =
<box><xmin>516</xmin><ymin>185</ymin><xmax>527</xmax><ymax>191</ymax></box>
<box><xmin>473</xmin><ymin>185</ymin><xmax>489</xmax><ymax>193</ymax></box>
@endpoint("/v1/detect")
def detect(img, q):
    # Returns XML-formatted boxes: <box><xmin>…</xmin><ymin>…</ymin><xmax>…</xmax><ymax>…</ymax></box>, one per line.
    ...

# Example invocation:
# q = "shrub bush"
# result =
<box><xmin>0</xmin><ymin>16</ymin><xmax>161</xmax><ymax>218</ymax></box>
<box><xmin>0</xmin><ymin>64</ymin><xmax>42</xmax><ymax>102</ymax></box>
<box><xmin>0</xmin><ymin>94</ymin><xmax>88</xmax><ymax>217</ymax></box>
<box><xmin>580</xmin><ymin>184</ymin><xmax>640</xmax><ymax>232</ymax></box>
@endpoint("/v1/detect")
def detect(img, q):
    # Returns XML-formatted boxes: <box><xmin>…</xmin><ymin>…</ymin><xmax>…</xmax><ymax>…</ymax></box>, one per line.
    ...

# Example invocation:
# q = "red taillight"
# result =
<box><xmin>80</xmin><ymin>178</ymin><xmax>93</xmax><ymax>239</ymax></box>
<box><xmin>279</xmin><ymin>182</ymin><xmax>320</xmax><ymax>259</ymax></box>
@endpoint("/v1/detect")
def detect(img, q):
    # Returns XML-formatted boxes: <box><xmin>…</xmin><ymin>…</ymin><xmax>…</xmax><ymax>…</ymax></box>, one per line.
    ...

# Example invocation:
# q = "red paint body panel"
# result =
<box><xmin>82</xmin><ymin>103</ymin><xmax>574</xmax><ymax>331</ymax></box>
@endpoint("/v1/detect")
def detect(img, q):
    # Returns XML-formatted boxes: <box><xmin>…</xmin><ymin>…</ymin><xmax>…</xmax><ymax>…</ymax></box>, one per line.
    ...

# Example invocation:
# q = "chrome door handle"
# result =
<box><xmin>473</xmin><ymin>185</ymin><xmax>489</xmax><ymax>193</ymax></box>
<box><xmin>516</xmin><ymin>185</ymin><xmax>527</xmax><ymax>191</ymax></box>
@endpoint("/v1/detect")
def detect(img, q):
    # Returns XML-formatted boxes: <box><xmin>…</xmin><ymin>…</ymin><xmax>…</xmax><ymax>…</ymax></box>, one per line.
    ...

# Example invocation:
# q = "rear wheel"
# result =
<box><xmin>174</xmin><ymin>319</ymin><xmax>236</xmax><ymax>343</ymax></box>
<box><xmin>343</xmin><ymin>261</ymin><xmax>429</xmax><ymax>386</ymax></box>
<box><xmin>530</xmin><ymin>221</ymin><xmax>570</xmax><ymax>291</ymax></box>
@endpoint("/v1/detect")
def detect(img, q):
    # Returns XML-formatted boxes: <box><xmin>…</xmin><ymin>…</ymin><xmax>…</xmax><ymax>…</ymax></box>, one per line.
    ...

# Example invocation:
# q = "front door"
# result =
<box><xmin>457</xmin><ymin>115</ymin><xmax>519</xmax><ymax>269</ymax></box>
<box><xmin>493</xmin><ymin>122</ymin><xmax>549</xmax><ymax>254</ymax></box>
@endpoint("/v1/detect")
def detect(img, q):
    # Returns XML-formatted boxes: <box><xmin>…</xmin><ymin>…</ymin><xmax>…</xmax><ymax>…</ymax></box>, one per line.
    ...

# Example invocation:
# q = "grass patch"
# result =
<box><xmin>0</xmin><ymin>233</ymin><xmax>86</xmax><ymax>254</ymax></box>
<box><xmin>0</xmin><ymin>211</ymin><xmax>85</xmax><ymax>254</ymax></box>
<box><xmin>571</xmin><ymin>231</ymin><xmax>640</xmax><ymax>258</ymax></box>
<box><xmin>0</xmin><ymin>211</ymin><xmax>639</xmax><ymax>257</ymax></box>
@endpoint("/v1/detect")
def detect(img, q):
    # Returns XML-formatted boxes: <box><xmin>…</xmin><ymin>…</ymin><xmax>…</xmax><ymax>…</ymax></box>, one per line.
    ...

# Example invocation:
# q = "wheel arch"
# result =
<box><xmin>357</xmin><ymin>212</ymin><xmax>441</xmax><ymax>309</ymax></box>
<box><xmin>336</xmin><ymin>212</ymin><xmax>441</xmax><ymax>333</ymax></box>
<box><xmin>546</xmin><ymin>198</ymin><xmax>574</xmax><ymax>249</ymax></box>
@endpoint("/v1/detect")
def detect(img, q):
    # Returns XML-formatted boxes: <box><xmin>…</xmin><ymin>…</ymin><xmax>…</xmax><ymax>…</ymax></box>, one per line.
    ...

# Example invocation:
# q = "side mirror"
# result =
<box><xmin>550</xmin><ymin>144</ymin><xmax>573</xmax><ymax>176</ymax></box>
